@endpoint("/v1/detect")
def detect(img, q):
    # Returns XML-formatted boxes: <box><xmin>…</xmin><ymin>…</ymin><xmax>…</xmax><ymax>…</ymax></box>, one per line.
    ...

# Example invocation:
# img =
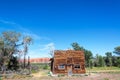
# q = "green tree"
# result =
<box><xmin>116</xmin><ymin>59</ymin><xmax>120</xmax><ymax>68</ymax></box>
<box><xmin>89</xmin><ymin>59</ymin><xmax>93</xmax><ymax>69</ymax></box>
<box><xmin>94</xmin><ymin>54</ymin><xmax>105</xmax><ymax>67</ymax></box>
<box><xmin>98</xmin><ymin>55</ymin><xmax>105</xmax><ymax>67</ymax></box>
<box><xmin>71</xmin><ymin>42</ymin><xmax>93</xmax><ymax>67</ymax></box>
<box><xmin>113</xmin><ymin>46</ymin><xmax>120</xmax><ymax>67</ymax></box>
<box><xmin>0</xmin><ymin>31</ymin><xmax>21</xmax><ymax>72</ymax></box>
<box><xmin>105</xmin><ymin>52</ymin><xmax>112</xmax><ymax>67</ymax></box>
<box><xmin>112</xmin><ymin>56</ymin><xmax>118</xmax><ymax>67</ymax></box>
<box><xmin>7</xmin><ymin>56</ymin><xmax>19</xmax><ymax>70</ymax></box>
<box><xmin>71</xmin><ymin>42</ymin><xmax>84</xmax><ymax>51</ymax></box>
<box><xmin>84</xmin><ymin>50</ymin><xmax>93</xmax><ymax>66</ymax></box>
<box><xmin>94</xmin><ymin>54</ymin><xmax>99</xmax><ymax>67</ymax></box>
<box><xmin>114</xmin><ymin>46</ymin><xmax>120</xmax><ymax>55</ymax></box>
<box><xmin>0</xmin><ymin>31</ymin><xmax>33</xmax><ymax>71</ymax></box>
<box><xmin>105</xmin><ymin>52</ymin><xmax>112</xmax><ymax>58</ymax></box>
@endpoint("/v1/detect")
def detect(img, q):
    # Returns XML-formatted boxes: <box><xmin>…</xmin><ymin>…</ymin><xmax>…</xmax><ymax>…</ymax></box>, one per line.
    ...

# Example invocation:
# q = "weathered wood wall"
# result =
<box><xmin>52</xmin><ymin>50</ymin><xmax>86</xmax><ymax>74</ymax></box>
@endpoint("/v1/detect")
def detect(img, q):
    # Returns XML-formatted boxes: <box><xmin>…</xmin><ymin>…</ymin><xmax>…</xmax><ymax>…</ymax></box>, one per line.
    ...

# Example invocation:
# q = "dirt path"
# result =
<box><xmin>32</xmin><ymin>71</ymin><xmax>42</xmax><ymax>77</ymax></box>
<box><xmin>32</xmin><ymin>70</ymin><xmax>48</xmax><ymax>78</ymax></box>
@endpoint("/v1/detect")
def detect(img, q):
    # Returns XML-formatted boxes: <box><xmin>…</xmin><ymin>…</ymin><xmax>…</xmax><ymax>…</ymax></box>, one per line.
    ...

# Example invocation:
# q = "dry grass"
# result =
<box><xmin>2</xmin><ymin>72</ymin><xmax>120</xmax><ymax>80</ymax></box>
<box><xmin>2</xmin><ymin>67</ymin><xmax>120</xmax><ymax>80</ymax></box>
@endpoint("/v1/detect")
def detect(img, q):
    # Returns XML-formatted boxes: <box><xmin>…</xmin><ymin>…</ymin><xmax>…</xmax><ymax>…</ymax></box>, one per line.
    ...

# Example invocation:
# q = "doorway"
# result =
<box><xmin>67</xmin><ymin>65</ymin><xmax>72</xmax><ymax>76</ymax></box>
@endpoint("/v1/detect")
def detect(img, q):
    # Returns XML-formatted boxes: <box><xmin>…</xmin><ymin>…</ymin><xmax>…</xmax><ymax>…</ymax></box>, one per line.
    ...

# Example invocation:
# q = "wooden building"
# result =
<box><xmin>51</xmin><ymin>50</ymin><xmax>86</xmax><ymax>75</ymax></box>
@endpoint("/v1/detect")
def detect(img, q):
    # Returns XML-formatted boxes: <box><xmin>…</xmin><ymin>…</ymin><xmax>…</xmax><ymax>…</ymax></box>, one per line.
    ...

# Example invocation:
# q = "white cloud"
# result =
<box><xmin>0</xmin><ymin>19</ymin><xmax>17</xmax><ymax>25</ymax></box>
<box><xmin>0</xmin><ymin>19</ymin><xmax>50</xmax><ymax>41</ymax></box>
<box><xmin>40</xmin><ymin>42</ymin><xmax>55</xmax><ymax>51</ymax></box>
<box><xmin>26</xmin><ymin>42</ymin><xmax>55</xmax><ymax>58</ymax></box>
<box><xmin>23</xmin><ymin>32</ymin><xmax>42</xmax><ymax>40</ymax></box>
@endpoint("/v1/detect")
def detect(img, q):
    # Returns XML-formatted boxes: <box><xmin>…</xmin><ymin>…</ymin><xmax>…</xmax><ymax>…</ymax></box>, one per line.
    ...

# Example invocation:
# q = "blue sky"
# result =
<box><xmin>0</xmin><ymin>0</ymin><xmax>120</xmax><ymax>58</ymax></box>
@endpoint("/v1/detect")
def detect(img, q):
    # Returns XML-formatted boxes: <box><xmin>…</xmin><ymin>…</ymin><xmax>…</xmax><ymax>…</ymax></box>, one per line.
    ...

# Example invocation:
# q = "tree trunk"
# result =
<box><xmin>24</xmin><ymin>54</ymin><xmax>26</xmax><ymax>68</ymax></box>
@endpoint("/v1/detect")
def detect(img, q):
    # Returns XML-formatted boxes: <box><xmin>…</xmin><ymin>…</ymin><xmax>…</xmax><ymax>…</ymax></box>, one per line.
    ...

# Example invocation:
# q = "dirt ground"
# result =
<box><xmin>4</xmin><ymin>72</ymin><xmax>120</xmax><ymax>80</ymax></box>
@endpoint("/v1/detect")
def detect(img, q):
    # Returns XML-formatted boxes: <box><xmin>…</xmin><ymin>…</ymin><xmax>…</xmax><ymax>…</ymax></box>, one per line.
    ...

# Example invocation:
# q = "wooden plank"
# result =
<box><xmin>52</xmin><ymin>50</ymin><xmax>86</xmax><ymax>74</ymax></box>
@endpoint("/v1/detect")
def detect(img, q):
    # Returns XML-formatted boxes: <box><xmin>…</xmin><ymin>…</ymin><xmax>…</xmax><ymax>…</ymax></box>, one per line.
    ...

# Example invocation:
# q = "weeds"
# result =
<box><xmin>103</xmin><ymin>78</ymin><xmax>109</xmax><ymax>80</ymax></box>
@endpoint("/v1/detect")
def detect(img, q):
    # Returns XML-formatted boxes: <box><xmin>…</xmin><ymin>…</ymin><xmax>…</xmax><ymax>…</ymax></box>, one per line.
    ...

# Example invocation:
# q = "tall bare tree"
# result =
<box><xmin>23</xmin><ymin>36</ymin><xmax>32</xmax><ymax>68</ymax></box>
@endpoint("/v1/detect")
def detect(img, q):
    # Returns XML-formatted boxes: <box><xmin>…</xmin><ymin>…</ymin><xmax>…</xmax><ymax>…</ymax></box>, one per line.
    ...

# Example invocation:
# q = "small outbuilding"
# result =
<box><xmin>50</xmin><ymin>50</ymin><xmax>86</xmax><ymax>75</ymax></box>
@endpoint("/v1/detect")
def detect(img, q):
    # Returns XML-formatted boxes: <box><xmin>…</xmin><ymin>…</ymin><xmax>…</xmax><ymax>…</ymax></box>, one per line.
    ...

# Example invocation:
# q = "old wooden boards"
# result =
<box><xmin>51</xmin><ymin>50</ymin><xmax>86</xmax><ymax>75</ymax></box>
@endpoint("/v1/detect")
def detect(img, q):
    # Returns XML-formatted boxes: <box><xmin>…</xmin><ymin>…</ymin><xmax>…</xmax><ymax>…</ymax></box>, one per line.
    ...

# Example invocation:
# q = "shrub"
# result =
<box><xmin>103</xmin><ymin>78</ymin><xmax>109</xmax><ymax>80</ymax></box>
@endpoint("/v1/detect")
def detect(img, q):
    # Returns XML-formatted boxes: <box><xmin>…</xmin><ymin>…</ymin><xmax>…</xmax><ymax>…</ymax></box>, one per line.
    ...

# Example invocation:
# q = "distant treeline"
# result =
<box><xmin>71</xmin><ymin>42</ymin><xmax>120</xmax><ymax>68</ymax></box>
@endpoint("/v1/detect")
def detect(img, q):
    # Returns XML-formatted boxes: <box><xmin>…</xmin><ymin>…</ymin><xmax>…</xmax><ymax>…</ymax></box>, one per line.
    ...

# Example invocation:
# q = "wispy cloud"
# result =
<box><xmin>22</xmin><ymin>32</ymin><xmax>51</xmax><ymax>41</ymax></box>
<box><xmin>40</xmin><ymin>42</ymin><xmax>55</xmax><ymax>51</ymax></box>
<box><xmin>0</xmin><ymin>19</ymin><xmax>17</xmax><ymax>25</ymax></box>
<box><xmin>0</xmin><ymin>19</ymin><xmax>50</xmax><ymax>40</ymax></box>
<box><xmin>27</xmin><ymin>42</ymin><xmax>55</xmax><ymax>58</ymax></box>
<box><xmin>23</xmin><ymin>32</ymin><xmax>42</xmax><ymax>40</ymax></box>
